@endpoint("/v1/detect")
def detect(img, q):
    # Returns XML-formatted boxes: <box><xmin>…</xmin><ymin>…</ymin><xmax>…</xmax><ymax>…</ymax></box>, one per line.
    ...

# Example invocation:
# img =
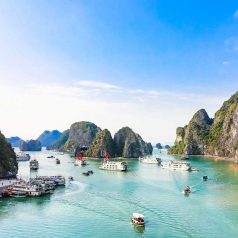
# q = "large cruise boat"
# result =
<box><xmin>139</xmin><ymin>156</ymin><xmax>161</xmax><ymax>164</ymax></box>
<box><xmin>161</xmin><ymin>160</ymin><xmax>191</xmax><ymax>171</ymax></box>
<box><xmin>99</xmin><ymin>152</ymin><xmax>127</xmax><ymax>171</ymax></box>
<box><xmin>16</xmin><ymin>152</ymin><xmax>31</xmax><ymax>161</ymax></box>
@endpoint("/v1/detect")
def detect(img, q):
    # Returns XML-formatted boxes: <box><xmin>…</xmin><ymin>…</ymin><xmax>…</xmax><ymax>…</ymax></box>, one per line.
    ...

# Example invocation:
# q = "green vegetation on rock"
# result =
<box><xmin>0</xmin><ymin>131</ymin><xmax>18</xmax><ymax>178</ymax></box>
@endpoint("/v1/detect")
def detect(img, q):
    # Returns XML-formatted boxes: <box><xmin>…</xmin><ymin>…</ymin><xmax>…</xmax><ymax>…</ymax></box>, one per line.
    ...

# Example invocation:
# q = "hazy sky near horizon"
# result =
<box><xmin>0</xmin><ymin>0</ymin><xmax>238</xmax><ymax>143</ymax></box>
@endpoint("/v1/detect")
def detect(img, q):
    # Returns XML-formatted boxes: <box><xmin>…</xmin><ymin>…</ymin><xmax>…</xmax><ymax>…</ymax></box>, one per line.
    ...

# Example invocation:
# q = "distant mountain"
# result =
<box><xmin>7</xmin><ymin>136</ymin><xmax>24</xmax><ymax>147</ymax></box>
<box><xmin>20</xmin><ymin>140</ymin><xmax>42</xmax><ymax>151</ymax></box>
<box><xmin>48</xmin><ymin>129</ymin><xmax>69</xmax><ymax>151</ymax></box>
<box><xmin>37</xmin><ymin>130</ymin><xmax>62</xmax><ymax>147</ymax></box>
<box><xmin>156</xmin><ymin>143</ymin><xmax>162</xmax><ymax>149</ymax></box>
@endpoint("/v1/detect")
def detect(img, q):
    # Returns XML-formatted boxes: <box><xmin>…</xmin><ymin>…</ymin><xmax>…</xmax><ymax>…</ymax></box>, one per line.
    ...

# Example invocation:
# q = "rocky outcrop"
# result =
<box><xmin>64</xmin><ymin>121</ymin><xmax>101</xmax><ymax>152</ymax></box>
<box><xmin>37</xmin><ymin>130</ymin><xmax>62</xmax><ymax>147</ymax></box>
<box><xmin>0</xmin><ymin>131</ymin><xmax>18</xmax><ymax>178</ymax></box>
<box><xmin>85</xmin><ymin>129</ymin><xmax>116</xmax><ymax>157</ymax></box>
<box><xmin>114</xmin><ymin>127</ymin><xmax>152</xmax><ymax>158</ymax></box>
<box><xmin>156</xmin><ymin>143</ymin><xmax>162</xmax><ymax>149</ymax></box>
<box><xmin>20</xmin><ymin>140</ymin><xmax>42</xmax><ymax>151</ymax></box>
<box><xmin>7</xmin><ymin>136</ymin><xmax>24</xmax><ymax>147</ymax></box>
<box><xmin>169</xmin><ymin>109</ymin><xmax>213</xmax><ymax>155</ymax></box>
<box><xmin>164</xmin><ymin>145</ymin><xmax>171</xmax><ymax>149</ymax></box>
<box><xmin>48</xmin><ymin>129</ymin><xmax>69</xmax><ymax>151</ymax></box>
<box><xmin>169</xmin><ymin>91</ymin><xmax>238</xmax><ymax>161</ymax></box>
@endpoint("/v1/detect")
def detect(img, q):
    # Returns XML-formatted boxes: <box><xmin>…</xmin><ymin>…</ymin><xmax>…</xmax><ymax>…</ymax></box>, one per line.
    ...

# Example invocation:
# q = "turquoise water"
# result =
<box><xmin>1</xmin><ymin>149</ymin><xmax>238</xmax><ymax>238</ymax></box>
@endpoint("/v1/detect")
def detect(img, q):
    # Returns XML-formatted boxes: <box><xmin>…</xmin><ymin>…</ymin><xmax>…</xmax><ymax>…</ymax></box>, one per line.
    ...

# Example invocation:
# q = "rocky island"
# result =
<box><xmin>51</xmin><ymin>121</ymin><xmax>152</xmax><ymax>158</ymax></box>
<box><xmin>0</xmin><ymin>131</ymin><xmax>18</xmax><ymax>178</ymax></box>
<box><xmin>20</xmin><ymin>139</ymin><xmax>42</xmax><ymax>151</ymax></box>
<box><xmin>37</xmin><ymin>130</ymin><xmax>62</xmax><ymax>147</ymax></box>
<box><xmin>169</xmin><ymin>91</ymin><xmax>238</xmax><ymax>162</ymax></box>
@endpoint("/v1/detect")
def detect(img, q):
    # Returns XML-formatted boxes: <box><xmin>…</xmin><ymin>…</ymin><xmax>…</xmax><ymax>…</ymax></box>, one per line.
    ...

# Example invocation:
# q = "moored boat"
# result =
<box><xmin>56</xmin><ymin>158</ymin><xmax>60</xmax><ymax>164</ymax></box>
<box><xmin>203</xmin><ymin>175</ymin><xmax>208</xmax><ymax>181</ymax></box>
<box><xmin>131</xmin><ymin>213</ymin><xmax>145</xmax><ymax>226</ymax></box>
<box><xmin>74</xmin><ymin>153</ymin><xmax>87</xmax><ymax>166</ymax></box>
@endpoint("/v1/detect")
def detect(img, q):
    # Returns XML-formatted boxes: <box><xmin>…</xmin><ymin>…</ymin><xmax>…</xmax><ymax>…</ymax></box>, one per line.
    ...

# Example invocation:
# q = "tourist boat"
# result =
<box><xmin>30</xmin><ymin>159</ymin><xmax>39</xmax><ymax>170</ymax></box>
<box><xmin>16</xmin><ymin>152</ymin><xmax>31</xmax><ymax>161</ymax></box>
<box><xmin>88</xmin><ymin>170</ymin><xmax>94</xmax><ymax>174</ymax></box>
<box><xmin>68</xmin><ymin>176</ymin><xmax>74</xmax><ymax>181</ymax></box>
<box><xmin>30</xmin><ymin>180</ymin><xmax>55</xmax><ymax>194</ymax></box>
<box><xmin>9</xmin><ymin>181</ymin><xmax>43</xmax><ymax>197</ymax></box>
<box><xmin>183</xmin><ymin>186</ymin><xmax>191</xmax><ymax>195</ymax></box>
<box><xmin>74</xmin><ymin>153</ymin><xmax>87</xmax><ymax>166</ymax></box>
<box><xmin>131</xmin><ymin>213</ymin><xmax>145</xmax><ymax>226</ymax></box>
<box><xmin>161</xmin><ymin>160</ymin><xmax>191</xmax><ymax>171</ymax></box>
<box><xmin>56</xmin><ymin>158</ymin><xmax>60</xmax><ymax>164</ymax></box>
<box><xmin>203</xmin><ymin>175</ymin><xmax>208</xmax><ymax>181</ymax></box>
<box><xmin>139</xmin><ymin>156</ymin><xmax>161</xmax><ymax>164</ymax></box>
<box><xmin>82</xmin><ymin>171</ymin><xmax>90</xmax><ymax>176</ymax></box>
<box><xmin>34</xmin><ymin>176</ymin><xmax>65</xmax><ymax>186</ymax></box>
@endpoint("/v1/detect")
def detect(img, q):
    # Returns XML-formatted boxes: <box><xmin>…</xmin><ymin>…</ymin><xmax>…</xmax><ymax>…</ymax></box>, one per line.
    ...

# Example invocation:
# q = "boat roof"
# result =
<box><xmin>132</xmin><ymin>213</ymin><xmax>144</xmax><ymax>218</ymax></box>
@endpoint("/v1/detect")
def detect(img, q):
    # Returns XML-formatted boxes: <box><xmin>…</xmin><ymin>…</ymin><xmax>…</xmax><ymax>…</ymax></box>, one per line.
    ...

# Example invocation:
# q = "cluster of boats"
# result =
<box><xmin>2</xmin><ymin>176</ymin><xmax>65</xmax><ymax>198</ymax></box>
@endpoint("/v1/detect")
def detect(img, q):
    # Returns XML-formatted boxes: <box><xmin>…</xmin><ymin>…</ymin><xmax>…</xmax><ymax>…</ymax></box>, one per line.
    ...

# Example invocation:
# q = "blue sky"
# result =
<box><xmin>0</xmin><ymin>0</ymin><xmax>238</xmax><ymax>143</ymax></box>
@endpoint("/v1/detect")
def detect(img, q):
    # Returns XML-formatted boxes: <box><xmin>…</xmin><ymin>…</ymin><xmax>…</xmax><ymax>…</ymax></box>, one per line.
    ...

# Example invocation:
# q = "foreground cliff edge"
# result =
<box><xmin>0</xmin><ymin>131</ymin><xmax>18</xmax><ymax>178</ymax></box>
<box><xmin>168</xmin><ymin>91</ymin><xmax>238</xmax><ymax>163</ymax></box>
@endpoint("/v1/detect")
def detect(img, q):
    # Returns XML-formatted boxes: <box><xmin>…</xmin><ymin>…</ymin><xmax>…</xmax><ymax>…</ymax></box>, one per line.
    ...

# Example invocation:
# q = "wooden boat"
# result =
<box><xmin>183</xmin><ymin>186</ymin><xmax>191</xmax><ymax>195</ymax></box>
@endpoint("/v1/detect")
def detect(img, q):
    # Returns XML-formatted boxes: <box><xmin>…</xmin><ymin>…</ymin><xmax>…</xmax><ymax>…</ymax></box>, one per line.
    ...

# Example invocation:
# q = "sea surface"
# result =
<box><xmin>1</xmin><ymin>148</ymin><xmax>238</xmax><ymax>238</ymax></box>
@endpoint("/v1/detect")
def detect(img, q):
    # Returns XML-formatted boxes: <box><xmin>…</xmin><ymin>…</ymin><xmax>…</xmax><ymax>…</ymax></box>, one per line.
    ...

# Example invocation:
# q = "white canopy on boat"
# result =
<box><xmin>132</xmin><ymin>213</ymin><xmax>144</xmax><ymax>218</ymax></box>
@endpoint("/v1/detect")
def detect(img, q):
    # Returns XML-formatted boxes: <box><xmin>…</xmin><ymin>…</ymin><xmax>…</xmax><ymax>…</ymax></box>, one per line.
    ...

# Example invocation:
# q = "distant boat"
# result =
<box><xmin>56</xmin><ymin>158</ymin><xmax>60</xmax><ymax>164</ymax></box>
<box><xmin>181</xmin><ymin>156</ymin><xmax>189</xmax><ymax>160</ymax></box>
<box><xmin>99</xmin><ymin>152</ymin><xmax>127</xmax><ymax>171</ymax></box>
<box><xmin>47</xmin><ymin>155</ymin><xmax>55</xmax><ymax>158</ymax></box>
<box><xmin>161</xmin><ymin>161</ymin><xmax>191</xmax><ymax>171</ymax></box>
<box><xmin>74</xmin><ymin>153</ymin><xmax>87</xmax><ymax>166</ymax></box>
<box><xmin>16</xmin><ymin>152</ymin><xmax>31</xmax><ymax>161</ymax></box>
<box><xmin>139</xmin><ymin>156</ymin><xmax>161</xmax><ymax>164</ymax></box>
<box><xmin>30</xmin><ymin>159</ymin><xmax>39</xmax><ymax>170</ymax></box>
<box><xmin>202</xmin><ymin>175</ymin><xmax>208</xmax><ymax>181</ymax></box>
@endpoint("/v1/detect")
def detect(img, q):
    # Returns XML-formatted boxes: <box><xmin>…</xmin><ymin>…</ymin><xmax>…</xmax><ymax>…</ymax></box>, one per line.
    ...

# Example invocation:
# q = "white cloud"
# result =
<box><xmin>75</xmin><ymin>80</ymin><xmax>121</xmax><ymax>90</ymax></box>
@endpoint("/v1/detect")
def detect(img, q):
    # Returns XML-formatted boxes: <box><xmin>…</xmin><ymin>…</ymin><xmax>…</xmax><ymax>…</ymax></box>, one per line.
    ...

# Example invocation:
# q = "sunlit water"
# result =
<box><xmin>1</xmin><ymin>148</ymin><xmax>238</xmax><ymax>238</ymax></box>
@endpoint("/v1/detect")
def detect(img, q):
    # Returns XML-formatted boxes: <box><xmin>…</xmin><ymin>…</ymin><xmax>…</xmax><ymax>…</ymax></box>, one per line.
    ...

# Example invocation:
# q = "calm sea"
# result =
<box><xmin>0</xmin><ymin>148</ymin><xmax>238</xmax><ymax>238</ymax></box>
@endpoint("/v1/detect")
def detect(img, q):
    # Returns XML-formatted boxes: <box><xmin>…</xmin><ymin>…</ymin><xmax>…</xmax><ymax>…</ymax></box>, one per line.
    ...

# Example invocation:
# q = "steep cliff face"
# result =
<box><xmin>85</xmin><ymin>129</ymin><xmax>116</xmax><ymax>158</ymax></box>
<box><xmin>169</xmin><ymin>109</ymin><xmax>213</xmax><ymax>155</ymax></box>
<box><xmin>20</xmin><ymin>140</ymin><xmax>42</xmax><ymax>151</ymax></box>
<box><xmin>37</xmin><ymin>130</ymin><xmax>62</xmax><ymax>147</ymax></box>
<box><xmin>48</xmin><ymin>129</ymin><xmax>69</xmax><ymax>150</ymax></box>
<box><xmin>0</xmin><ymin>131</ymin><xmax>18</xmax><ymax>178</ymax></box>
<box><xmin>114</xmin><ymin>127</ymin><xmax>152</xmax><ymax>158</ymax></box>
<box><xmin>169</xmin><ymin>91</ymin><xmax>238</xmax><ymax>160</ymax></box>
<box><xmin>209</xmin><ymin>92</ymin><xmax>238</xmax><ymax>157</ymax></box>
<box><xmin>64</xmin><ymin>121</ymin><xmax>101</xmax><ymax>152</ymax></box>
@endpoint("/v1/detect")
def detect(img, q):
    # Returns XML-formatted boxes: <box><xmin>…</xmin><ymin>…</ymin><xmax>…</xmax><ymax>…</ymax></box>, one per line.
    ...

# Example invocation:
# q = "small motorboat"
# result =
<box><xmin>88</xmin><ymin>170</ymin><xmax>94</xmax><ymax>174</ymax></box>
<box><xmin>68</xmin><ymin>176</ymin><xmax>74</xmax><ymax>181</ymax></box>
<box><xmin>190</xmin><ymin>167</ymin><xmax>199</xmax><ymax>171</ymax></box>
<box><xmin>82</xmin><ymin>172</ymin><xmax>90</xmax><ymax>176</ymax></box>
<box><xmin>202</xmin><ymin>175</ymin><xmax>208</xmax><ymax>181</ymax></box>
<box><xmin>131</xmin><ymin>213</ymin><xmax>145</xmax><ymax>226</ymax></box>
<box><xmin>181</xmin><ymin>156</ymin><xmax>189</xmax><ymax>160</ymax></box>
<box><xmin>56</xmin><ymin>158</ymin><xmax>60</xmax><ymax>164</ymax></box>
<box><xmin>183</xmin><ymin>186</ymin><xmax>191</xmax><ymax>195</ymax></box>
<box><xmin>47</xmin><ymin>155</ymin><xmax>55</xmax><ymax>158</ymax></box>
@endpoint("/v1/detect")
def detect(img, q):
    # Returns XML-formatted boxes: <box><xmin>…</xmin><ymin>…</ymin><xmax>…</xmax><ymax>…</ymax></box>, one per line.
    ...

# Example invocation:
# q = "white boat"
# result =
<box><xmin>131</xmin><ymin>213</ymin><xmax>145</xmax><ymax>226</ymax></box>
<box><xmin>74</xmin><ymin>153</ymin><xmax>87</xmax><ymax>166</ymax></box>
<box><xmin>74</xmin><ymin>159</ymin><xmax>87</xmax><ymax>166</ymax></box>
<box><xmin>99</xmin><ymin>160</ymin><xmax>127</xmax><ymax>171</ymax></box>
<box><xmin>30</xmin><ymin>159</ymin><xmax>39</xmax><ymax>170</ymax></box>
<box><xmin>161</xmin><ymin>160</ymin><xmax>191</xmax><ymax>171</ymax></box>
<box><xmin>16</xmin><ymin>152</ymin><xmax>31</xmax><ymax>161</ymax></box>
<box><xmin>34</xmin><ymin>176</ymin><xmax>65</xmax><ymax>186</ymax></box>
<box><xmin>139</xmin><ymin>156</ymin><xmax>161</xmax><ymax>164</ymax></box>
